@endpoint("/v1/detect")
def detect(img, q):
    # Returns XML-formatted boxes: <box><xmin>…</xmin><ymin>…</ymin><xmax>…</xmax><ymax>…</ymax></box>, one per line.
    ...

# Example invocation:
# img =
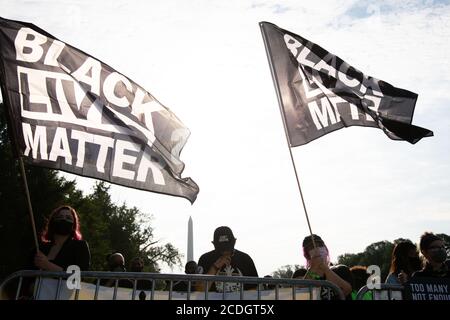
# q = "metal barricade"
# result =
<box><xmin>0</xmin><ymin>270</ymin><xmax>345</xmax><ymax>300</ymax></box>
<box><xmin>355</xmin><ymin>284</ymin><xmax>404</xmax><ymax>300</ymax></box>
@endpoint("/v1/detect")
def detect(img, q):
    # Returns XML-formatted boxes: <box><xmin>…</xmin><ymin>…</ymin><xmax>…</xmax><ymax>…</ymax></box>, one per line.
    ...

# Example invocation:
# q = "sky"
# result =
<box><xmin>1</xmin><ymin>0</ymin><xmax>449</xmax><ymax>276</ymax></box>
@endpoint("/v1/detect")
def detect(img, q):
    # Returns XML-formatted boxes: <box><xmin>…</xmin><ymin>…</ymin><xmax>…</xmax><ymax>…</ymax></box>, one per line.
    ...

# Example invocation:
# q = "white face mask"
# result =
<box><xmin>308</xmin><ymin>246</ymin><xmax>328</xmax><ymax>260</ymax></box>
<box><xmin>317</xmin><ymin>247</ymin><xmax>328</xmax><ymax>258</ymax></box>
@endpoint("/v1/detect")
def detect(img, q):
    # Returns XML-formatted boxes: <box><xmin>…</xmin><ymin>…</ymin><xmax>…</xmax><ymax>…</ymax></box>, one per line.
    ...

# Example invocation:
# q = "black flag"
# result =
<box><xmin>260</xmin><ymin>22</ymin><xmax>433</xmax><ymax>147</ymax></box>
<box><xmin>0</xmin><ymin>17</ymin><xmax>199</xmax><ymax>203</ymax></box>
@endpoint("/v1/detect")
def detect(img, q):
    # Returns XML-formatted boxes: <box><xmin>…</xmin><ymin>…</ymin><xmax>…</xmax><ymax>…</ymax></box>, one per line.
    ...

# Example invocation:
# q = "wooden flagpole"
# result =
<box><xmin>259</xmin><ymin>22</ymin><xmax>317</xmax><ymax>249</ymax></box>
<box><xmin>18</xmin><ymin>157</ymin><xmax>40</xmax><ymax>251</ymax></box>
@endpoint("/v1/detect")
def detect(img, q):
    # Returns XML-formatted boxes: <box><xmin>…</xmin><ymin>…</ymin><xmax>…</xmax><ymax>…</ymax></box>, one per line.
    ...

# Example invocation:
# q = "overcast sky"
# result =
<box><xmin>2</xmin><ymin>0</ymin><xmax>449</xmax><ymax>276</ymax></box>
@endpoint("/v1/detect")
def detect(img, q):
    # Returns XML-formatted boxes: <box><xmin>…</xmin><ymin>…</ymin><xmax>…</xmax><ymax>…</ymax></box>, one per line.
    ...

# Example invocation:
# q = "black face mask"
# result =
<box><xmin>430</xmin><ymin>249</ymin><xmax>447</xmax><ymax>264</ymax></box>
<box><xmin>408</xmin><ymin>257</ymin><xmax>422</xmax><ymax>270</ymax></box>
<box><xmin>130</xmin><ymin>265</ymin><xmax>143</xmax><ymax>272</ymax></box>
<box><xmin>52</xmin><ymin>220</ymin><xmax>73</xmax><ymax>236</ymax></box>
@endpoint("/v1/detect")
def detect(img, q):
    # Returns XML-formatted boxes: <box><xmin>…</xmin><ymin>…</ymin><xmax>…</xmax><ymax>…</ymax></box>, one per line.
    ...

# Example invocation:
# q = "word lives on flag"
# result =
<box><xmin>0</xmin><ymin>17</ymin><xmax>199</xmax><ymax>203</ymax></box>
<box><xmin>260</xmin><ymin>22</ymin><xmax>433</xmax><ymax>147</ymax></box>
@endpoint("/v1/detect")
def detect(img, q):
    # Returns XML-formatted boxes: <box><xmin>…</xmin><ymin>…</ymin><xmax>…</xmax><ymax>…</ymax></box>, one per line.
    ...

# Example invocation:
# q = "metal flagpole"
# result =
<box><xmin>259</xmin><ymin>22</ymin><xmax>317</xmax><ymax>249</ymax></box>
<box><xmin>18</xmin><ymin>157</ymin><xmax>40</xmax><ymax>251</ymax></box>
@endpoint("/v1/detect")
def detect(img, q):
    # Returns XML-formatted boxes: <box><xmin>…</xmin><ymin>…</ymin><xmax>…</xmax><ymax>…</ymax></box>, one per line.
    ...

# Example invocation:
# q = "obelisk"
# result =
<box><xmin>187</xmin><ymin>216</ymin><xmax>193</xmax><ymax>262</ymax></box>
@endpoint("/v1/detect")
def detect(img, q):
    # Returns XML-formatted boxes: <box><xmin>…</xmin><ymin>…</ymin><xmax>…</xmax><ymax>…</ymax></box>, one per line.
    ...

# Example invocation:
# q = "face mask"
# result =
<box><xmin>408</xmin><ymin>257</ymin><xmax>422</xmax><ymax>270</ymax></box>
<box><xmin>317</xmin><ymin>247</ymin><xmax>328</xmax><ymax>258</ymax></box>
<box><xmin>130</xmin><ymin>265</ymin><xmax>143</xmax><ymax>272</ymax></box>
<box><xmin>430</xmin><ymin>249</ymin><xmax>447</xmax><ymax>263</ymax></box>
<box><xmin>52</xmin><ymin>220</ymin><xmax>73</xmax><ymax>235</ymax></box>
<box><xmin>309</xmin><ymin>247</ymin><xmax>328</xmax><ymax>259</ymax></box>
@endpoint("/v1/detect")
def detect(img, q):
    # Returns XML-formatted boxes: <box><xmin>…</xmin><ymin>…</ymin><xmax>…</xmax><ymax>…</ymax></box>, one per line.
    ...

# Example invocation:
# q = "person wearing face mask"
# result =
<box><xmin>196</xmin><ymin>226</ymin><xmax>258</xmax><ymax>292</ymax></box>
<box><xmin>412</xmin><ymin>232</ymin><xmax>449</xmax><ymax>279</ymax></box>
<box><xmin>107</xmin><ymin>252</ymin><xmax>126</xmax><ymax>272</ymax></box>
<box><xmin>33</xmin><ymin>205</ymin><xmax>90</xmax><ymax>272</ymax></box>
<box><xmin>101</xmin><ymin>252</ymin><xmax>134</xmax><ymax>288</ymax></box>
<box><xmin>386</xmin><ymin>241</ymin><xmax>422</xmax><ymax>285</ymax></box>
<box><xmin>129</xmin><ymin>257</ymin><xmax>153</xmax><ymax>292</ymax></box>
<box><xmin>302</xmin><ymin>234</ymin><xmax>352</xmax><ymax>300</ymax></box>
<box><xmin>172</xmin><ymin>260</ymin><xmax>201</xmax><ymax>292</ymax></box>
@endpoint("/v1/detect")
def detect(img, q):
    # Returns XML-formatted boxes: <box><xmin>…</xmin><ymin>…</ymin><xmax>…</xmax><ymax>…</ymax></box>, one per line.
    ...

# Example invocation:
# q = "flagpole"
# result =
<box><xmin>259</xmin><ymin>22</ymin><xmax>317</xmax><ymax>249</ymax></box>
<box><xmin>18</xmin><ymin>157</ymin><xmax>40</xmax><ymax>251</ymax></box>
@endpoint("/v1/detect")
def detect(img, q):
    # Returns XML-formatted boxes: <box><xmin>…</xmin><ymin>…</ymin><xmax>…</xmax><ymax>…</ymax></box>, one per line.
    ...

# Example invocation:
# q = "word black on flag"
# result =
<box><xmin>0</xmin><ymin>17</ymin><xmax>199</xmax><ymax>203</ymax></box>
<box><xmin>260</xmin><ymin>22</ymin><xmax>433</xmax><ymax>147</ymax></box>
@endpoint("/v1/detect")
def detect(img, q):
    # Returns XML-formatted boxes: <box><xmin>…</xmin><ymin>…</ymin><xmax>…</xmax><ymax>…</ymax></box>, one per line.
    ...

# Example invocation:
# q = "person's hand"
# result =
<box><xmin>213</xmin><ymin>254</ymin><xmax>232</xmax><ymax>270</ymax></box>
<box><xmin>309</xmin><ymin>248</ymin><xmax>328</xmax><ymax>275</ymax></box>
<box><xmin>398</xmin><ymin>270</ymin><xmax>409</xmax><ymax>284</ymax></box>
<box><xmin>34</xmin><ymin>251</ymin><xmax>50</xmax><ymax>270</ymax></box>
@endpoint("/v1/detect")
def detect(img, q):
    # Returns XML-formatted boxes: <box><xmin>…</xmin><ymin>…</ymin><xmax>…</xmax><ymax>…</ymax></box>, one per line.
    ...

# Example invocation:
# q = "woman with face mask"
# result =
<box><xmin>386</xmin><ymin>241</ymin><xmax>422</xmax><ymax>285</ymax></box>
<box><xmin>33</xmin><ymin>205</ymin><xmax>90</xmax><ymax>271</ymax></box>
<box><xmin>302</xmin><ymin>234</ymin><xmax>353</xmax><ymax>299</ymax></box>
<box><xmin>412</xmin><ymin>232</ymin><xmax>449</xmax><ymax>279</ymax></box>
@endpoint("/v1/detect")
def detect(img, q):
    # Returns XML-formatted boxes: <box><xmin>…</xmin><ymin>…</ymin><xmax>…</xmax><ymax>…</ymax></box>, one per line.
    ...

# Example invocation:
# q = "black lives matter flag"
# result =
<box><xmin>0</xmin><ymin>17</ymin><xmax>199</xmax><ymax>203</ymax></box>
<box><xmin>260</xmin><ymin>22</ymin><xmax>433</xmax><ymax>147</ymax></box>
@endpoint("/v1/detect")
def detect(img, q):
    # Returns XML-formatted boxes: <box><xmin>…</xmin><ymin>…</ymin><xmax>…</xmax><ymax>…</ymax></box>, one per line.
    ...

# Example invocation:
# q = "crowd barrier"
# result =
<box><xmin>0</xmin><ymin>270</ymin><xmax>345</xmax><ymax>300</ymax></box>
<box><xmin>355</xmin><ymin>284</ymin><xmax>404</xmax><ymax>300</ymax></box>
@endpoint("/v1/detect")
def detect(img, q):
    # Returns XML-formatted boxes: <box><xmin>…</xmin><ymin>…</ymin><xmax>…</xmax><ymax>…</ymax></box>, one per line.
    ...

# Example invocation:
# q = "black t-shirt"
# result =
<box><xmin>32</xmin><ymin>239</ymin><xmax>91</xmax><ymax>271</ymax></box>
<box><xmin>317</xmin><ymin>264</ymin><xmax>352</xmax><ymax>300</ymax></box>
<box><xmin>412</xmin><ymin>261</ymin><xmax>450</xmax><ymax>279</ymax></box>
<box><xmin>197</xmin><ymin>249</ymin><xmax>258</xmax><ymax>292</ymax></box>
<box><xmin>41</xmin><ymin>239</ymin><xmax>90</xmax><ymax>271</ymax></box>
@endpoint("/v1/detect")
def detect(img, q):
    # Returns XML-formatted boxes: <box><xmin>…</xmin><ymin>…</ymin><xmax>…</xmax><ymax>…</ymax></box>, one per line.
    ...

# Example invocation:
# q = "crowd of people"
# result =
<box><xmin>23</xmin><ymin>205</ymin><xmax>450</xmax><ymax>300</ymax></box>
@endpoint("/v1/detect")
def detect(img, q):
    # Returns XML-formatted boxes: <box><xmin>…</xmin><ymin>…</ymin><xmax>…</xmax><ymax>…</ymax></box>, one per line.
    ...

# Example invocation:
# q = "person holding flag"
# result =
<box><xmin>33</xmin><ymin>205</ymin><xmax>90</xmax><ymax>272</ymax></box>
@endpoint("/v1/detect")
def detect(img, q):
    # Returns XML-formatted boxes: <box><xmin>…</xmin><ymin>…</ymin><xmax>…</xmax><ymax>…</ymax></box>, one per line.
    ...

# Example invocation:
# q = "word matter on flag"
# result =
<box><xmin>260</xmin><ymin>21</ymin><xmax>433</xmax><ymax>147</ymax></box>
<box><xmin>0</xmin><ymin>17</ymin><xmax>199</xmax><ymax>203</ymax></box>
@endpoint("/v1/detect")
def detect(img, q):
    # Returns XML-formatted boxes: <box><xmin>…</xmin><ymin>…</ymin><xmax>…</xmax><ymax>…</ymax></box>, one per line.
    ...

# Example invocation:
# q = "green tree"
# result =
<box><xmin>272</xmin><ymin>264</ymin><xmax>303</xmax><ymax>279</ymax></box>
<box><xmin>337</xmin><ymin>239</ymin><xmax>415</xmax><ymax>281</ymax></box>
<box><xmin>436</xmin><ymin>233</ymin><xmax>450</xmax><ymax>256</ymax></box>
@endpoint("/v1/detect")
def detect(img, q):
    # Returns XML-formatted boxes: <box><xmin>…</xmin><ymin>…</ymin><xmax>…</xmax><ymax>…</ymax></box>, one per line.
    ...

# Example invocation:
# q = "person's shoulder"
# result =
<box><xmin>385</xmin><ymin>273</ymin><xmax>400</xmax><ymax>284</ymax></box>
<box><xmin>234</xmin><ymin>249</ymin><xmax>254</xmax><ymax>261</ymax></box>
<box><xmin>68</xmin><ymin>239</ymin><xmax>89</xmax><ymax>250</ymax></box>
<box><xmin>198</xmin><ymin>250</ymin><xmax>216</xmax><ymax>264</ymax></box>
<box><xmin>199</xmin><ymin>250</ymin><xmax>216</xmax><ymax>259</ymax></box>
<box><xmin>411</xmin><ymin>269</ymin><xmax>426</xmax><ymax>278</ymax></box>
<box><xmin>331</xmin><ymin>264</ymin><xmax>351</xmax><ymax>274</ymax></box>
<box><xmin>39</xmin><ymin>241</ymin><xmax>52</xmax><ymax>250</ymax></box>
<box><xmin>70</xmin><ymin>239</ymin><xmax>88</xmax><ymax>245</ymax></box>
<box><xmin>330</xmin><ymin>264</ymin><xmax>352</xmax><ymax>281</ymax></box>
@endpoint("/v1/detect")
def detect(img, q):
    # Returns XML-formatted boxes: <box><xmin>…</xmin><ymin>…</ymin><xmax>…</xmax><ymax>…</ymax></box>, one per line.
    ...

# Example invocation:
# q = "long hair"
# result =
<box><xmin>389</xmin><ymin>241</ymin><xmax>418</xmax><ymax>276</ymax></box>
<box><xmin>40</xmin><ymin>205</ymin><xmax>82</xmax><ymax>243</ymax></box>
<box><xmin>350</xmin><ymin>265</ymin><xmax>369</xmax><ymax>291</ymax></box>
